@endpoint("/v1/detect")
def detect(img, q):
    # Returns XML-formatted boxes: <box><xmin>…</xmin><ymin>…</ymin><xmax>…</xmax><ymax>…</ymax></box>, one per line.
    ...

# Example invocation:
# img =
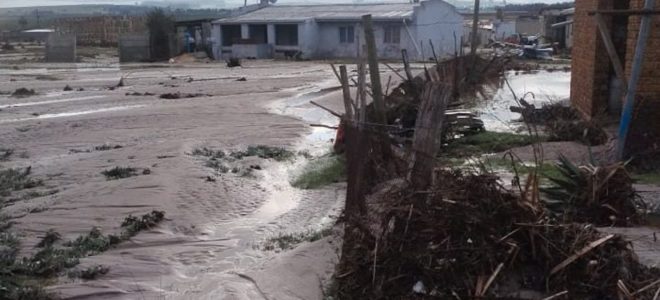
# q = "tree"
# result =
<box><xmin>145</xmin><ymin>8</ymin><xmax>175</xmax><ymax>61</ymax></box>
<box><xmin>18</xmin><ymin>16</ymin><xmax>28</xmax><ymax>29</ymax></box>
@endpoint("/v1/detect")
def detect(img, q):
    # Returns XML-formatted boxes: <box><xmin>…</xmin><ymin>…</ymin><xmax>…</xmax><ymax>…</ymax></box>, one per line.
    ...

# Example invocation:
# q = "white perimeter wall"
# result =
<box><xmin>411</xmin><ymin>0</ymin><xmax>464</xmax><ymax>60</ymax></box>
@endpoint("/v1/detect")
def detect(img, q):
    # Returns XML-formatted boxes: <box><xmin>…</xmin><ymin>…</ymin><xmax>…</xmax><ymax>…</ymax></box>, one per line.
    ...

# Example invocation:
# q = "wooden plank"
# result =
<box><xmin>408</xmin><ymin>83</ymin><xmax>450</xmax><ymax>190</ymax></box>
<box><xmin>339</xmin><ymin>65</ymin><xmax>355</xmax><ymax>121</ymax></box>
<box><xmin>594</xmin><ymin>13</ymin><xmax>628</xmax><ymax>93</ymax></box>
<box><xmin>550</xmin><ymin>234</ymin><xmax>615</xmax><ymax>275</ymax></box>
<box><xmin>361</xmin><ymin>14</ymin><xmax>386</xmax><ymax>126</ymax></box>
<box><xmin>588</xmin><ymin>9</ymin><xmax>660</xmax><ymax>16</ymax></box>
<box><xmin>401</xmin><ymin>49</ymin><xmax>414</xmax><ymax>83</ymax></box>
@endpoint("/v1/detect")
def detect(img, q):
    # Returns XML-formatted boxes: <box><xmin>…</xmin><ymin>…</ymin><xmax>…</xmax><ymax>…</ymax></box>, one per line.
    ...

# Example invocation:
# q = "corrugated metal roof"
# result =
<box><xmin>214</xmin><ymin>3</ymin><xmax>418</xmax><ymax>24</ymax></box>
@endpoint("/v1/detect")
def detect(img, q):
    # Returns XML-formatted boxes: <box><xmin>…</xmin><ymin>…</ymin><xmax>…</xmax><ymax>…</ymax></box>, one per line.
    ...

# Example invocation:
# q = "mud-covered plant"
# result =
<box><xmin>541</xmin><ymin>155</ymin><xmax>643</xmax><ymax>226</ymax></box>
<box><xmin>94</xmin><ymin>144</ymin><xmax>123</xmax><ymax>151</ymax></box>
<box><xmin>0</xmin><ymin>149</ymin><xmax>13</xmax><ymax>162</ymax></box>
<box><xmin>68</xmin><ymin>265</ymin><xmax>109</xmax><ymax>280</ymax></box>
<box><xmin>101</xmin><ymin>167</ymin><xmax>138</xmax><ymax>180</ymax></box>
<box><xmin>36</xmin><ymin>230</ymin><xmax>61</xmax><ymax>248</ymax></box>
<box><xmin>120</xmin><ymin>210</ymin><xmax>165</xmax><ymax>239</ymax></box>
<box><xmin>0</xmin><ymin>167</ymin><xmax>43</xmax><ymax>201</ymax></box>
<box><xmin>231</xmin><ymin>145</ymin><xmax>295</xmax><ymax>161</ymax></box>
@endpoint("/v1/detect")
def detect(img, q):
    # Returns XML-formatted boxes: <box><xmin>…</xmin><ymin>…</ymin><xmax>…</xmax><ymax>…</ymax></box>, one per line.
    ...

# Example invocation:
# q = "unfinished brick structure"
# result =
<box><xmin>571</xmin><ymin>0</ymin><xmax>660</xmax><ymax>155</ymax></box>
<box><xmin>54</xmin><ymin>16</ymin><xmax>147</xmax><ymax>47</ymax></box>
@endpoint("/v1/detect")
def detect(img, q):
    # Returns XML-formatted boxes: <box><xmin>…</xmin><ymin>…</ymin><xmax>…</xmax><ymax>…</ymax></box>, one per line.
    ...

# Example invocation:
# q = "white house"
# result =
<box><xmin>211</xmin><ymin>0</ymin><xmax>463</xmax><ymax>60</ymax></box>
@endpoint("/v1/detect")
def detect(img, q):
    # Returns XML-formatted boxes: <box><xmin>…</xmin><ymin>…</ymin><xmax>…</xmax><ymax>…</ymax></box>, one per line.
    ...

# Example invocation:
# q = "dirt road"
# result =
<box><xmin>1</xmin><ymin>59</ymin><xmax>346</xmax><ymax>299</ymax></box>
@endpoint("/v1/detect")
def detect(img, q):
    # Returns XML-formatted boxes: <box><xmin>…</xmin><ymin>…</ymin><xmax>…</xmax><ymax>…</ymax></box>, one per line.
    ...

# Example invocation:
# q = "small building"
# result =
<box><xmin>211</xmin><ymin>0</ymin><xmax>464</xmax><ymax>60</ymax></box>
<box><xmin>549</xmin><ymin>8</ymin><xmax>575</xmax><ymax>49</ymax></box>
<box><xmin>571</xmin><ymin>0</ymin><xmax>660</xmax><ymax>155</ymax></box>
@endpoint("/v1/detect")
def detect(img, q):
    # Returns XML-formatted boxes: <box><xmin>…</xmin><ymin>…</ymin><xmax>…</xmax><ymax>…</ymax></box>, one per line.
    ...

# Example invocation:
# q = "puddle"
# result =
<box><xmin>0</xmin><ymin>105</ymin><xmax>144</xmax><ymax>123</ymax></box>
<box><xmin>473</xmin><ymin>70</ymin><xmax>571</xmax><ymax>132</ymax></box>
<box><xmin>0</xmin><ymin>95</ymin><xmax>104</xmax><ymax>109</ymax></box>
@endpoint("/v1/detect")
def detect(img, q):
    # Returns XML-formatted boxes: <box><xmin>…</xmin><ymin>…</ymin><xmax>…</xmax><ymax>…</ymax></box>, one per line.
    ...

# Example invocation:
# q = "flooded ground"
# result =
<box><xmin>0</xmin><ymin>58</ymin><xmax>356</xmax><ymax>299</ymax></box>
<box><xmin>473</xmin><ymin>69</ymin><xmax>572</xmax><ymax>132</ymax></box>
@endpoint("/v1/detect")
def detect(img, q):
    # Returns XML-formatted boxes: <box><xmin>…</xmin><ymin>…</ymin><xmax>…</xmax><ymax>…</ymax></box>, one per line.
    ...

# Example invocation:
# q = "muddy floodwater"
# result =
<box><xmin>474</xmin><ymin>70</ymin><xmax>572</xmax><ymax>132</ymax></box>
<box><xmin>0</xmin><ymin>60</ymin><xmax>355</xmax><ymax>299</ymax></box>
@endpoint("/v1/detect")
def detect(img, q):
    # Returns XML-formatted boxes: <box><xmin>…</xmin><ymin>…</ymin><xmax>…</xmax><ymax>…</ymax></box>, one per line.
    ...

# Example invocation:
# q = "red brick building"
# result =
<box><xmin>570</xmin><ymin>0</ymin><xmax>660</xmax><ymax>155</ymax></box>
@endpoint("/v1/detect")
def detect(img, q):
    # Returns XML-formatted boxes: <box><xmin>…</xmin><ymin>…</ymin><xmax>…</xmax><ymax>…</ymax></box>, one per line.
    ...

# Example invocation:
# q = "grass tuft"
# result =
<box><xmin>35</xmin><ymin>230</ymin><xmax>61</xmax><ymax>248</ymax></box>
<box><xmin>291</xmin><ymin>155</ymin><xmax>346</xmax><ymax>189</ymax></box>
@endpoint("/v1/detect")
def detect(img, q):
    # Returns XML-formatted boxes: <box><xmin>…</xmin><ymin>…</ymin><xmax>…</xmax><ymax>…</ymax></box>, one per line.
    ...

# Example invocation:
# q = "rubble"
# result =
<box><xmin>511</xmin><ymin>101</ymin><xmax>608</xmax><ymax>146</ymax></box>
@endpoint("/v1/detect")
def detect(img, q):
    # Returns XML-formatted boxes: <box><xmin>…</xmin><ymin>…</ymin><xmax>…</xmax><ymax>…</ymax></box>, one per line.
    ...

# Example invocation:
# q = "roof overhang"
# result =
<box><xmin>551</xmin><ymin>20</ymin><xmax>574</xmax><ymax>28</ymax></box>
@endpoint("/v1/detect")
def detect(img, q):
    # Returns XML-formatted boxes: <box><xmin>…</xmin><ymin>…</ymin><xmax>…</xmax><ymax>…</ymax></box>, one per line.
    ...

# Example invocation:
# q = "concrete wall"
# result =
<box><xmin>119</xmin><ymin>34</ymin><xmax>150</xmax><ymax>62</ymax></box>
<box><xmin>46</xmin><ymin>34</ymin><xmax>76</xmax><ymax>63</ymax></box>
<box><xmin>412</xmin><ymin>0</ymin><xmax>464</xmax><ymax>60</ymax></box>
<box><xmin>231</xmin><ymin>44</ymin><xmax>273</xmax><ymax>58</ymax></box>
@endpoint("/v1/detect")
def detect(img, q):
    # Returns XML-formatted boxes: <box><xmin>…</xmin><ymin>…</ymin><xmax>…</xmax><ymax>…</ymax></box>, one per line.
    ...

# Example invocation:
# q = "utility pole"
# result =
<box><xmin>470</xmin><ymin>0</ymin><xmax>480</xmax><ymax>58</ymax></box>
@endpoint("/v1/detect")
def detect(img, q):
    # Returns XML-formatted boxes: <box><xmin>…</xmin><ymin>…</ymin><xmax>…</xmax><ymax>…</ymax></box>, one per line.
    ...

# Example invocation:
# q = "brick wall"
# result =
<box><xmin>571</xmin><ymin>0</ymin><xmax>660</xmax><ymax>155</ymax></box>
<box><xmin>625</xmin><ymin>0</ymin><xmax>660</xmax><ymax>154</ymax></box>
<box><xmin>570</xmin><ymin>0</ymin><xmax>614</xmax><ymax>118</ymax></box>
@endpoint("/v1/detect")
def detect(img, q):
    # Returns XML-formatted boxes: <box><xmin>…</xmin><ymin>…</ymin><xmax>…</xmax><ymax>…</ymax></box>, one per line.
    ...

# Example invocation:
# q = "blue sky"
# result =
<box><xmin>0</xmin><ymin>0</ymin><xmax>571</xmax><ymax>9</ymax></box>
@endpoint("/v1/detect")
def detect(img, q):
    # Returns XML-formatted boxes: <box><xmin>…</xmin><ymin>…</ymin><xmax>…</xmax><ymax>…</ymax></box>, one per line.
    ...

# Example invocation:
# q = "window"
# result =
<box><xmin>221</xmin><ymin>25</ymin><xmax>241</xmax><ymax>46</ymax></box>
<box><xmin>383</xmin><ymin>25</ymin><xmax>400</xmax><ymax>44</ymax></box>
<box><xmin>339</xmin><ymin>26</ymin><xmax>354</xmax><ymax>43</ymax></box>
<box><xmin>275</xmin><ymin>24</ymin><xmax>298</xmax><ymax>46</ymax></box>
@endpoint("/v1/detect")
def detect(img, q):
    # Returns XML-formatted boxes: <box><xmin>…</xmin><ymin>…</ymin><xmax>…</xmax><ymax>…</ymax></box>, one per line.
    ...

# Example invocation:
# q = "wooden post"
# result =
<box><xmin>401</xmin><ymin>49</ymin><xmax>414</xmax><ymax>83</ymax></box>
<box><xmin>362</xmin><ymin>14</ymin><xmax>386</xmax><ymax>126</ymax></box>
<box><xmin>409</xmin><ymin>83</ymin><xmax>450</xmax><ymax>190</ymax></box>
<box><xmin>617</xmin><ymin>0</ymin><xmax>655</xmax><ymax>159</ymax></box>
<box><xmin>470</xmin><ymin>0</ymin><xmax>481</xmax><ymax>58</ymax></box>
<box><xmin>594</xmin><ymin>13</ymin><xmax>628</xmax><ymax>93</ymax></box>
<box><xmin>339</xmin><ymin>65</ymin><xmax>354</xmax><ymax>122</ymax></box>
<box><xmin>358</xmin><ymin>61</ymin><xmax>367</xmax><ymax>126</ymax></box>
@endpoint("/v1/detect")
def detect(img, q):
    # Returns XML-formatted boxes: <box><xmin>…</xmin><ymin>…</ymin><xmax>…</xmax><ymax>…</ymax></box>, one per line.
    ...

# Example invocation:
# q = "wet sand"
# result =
<box><xmin>1</xmin><ymin>60</ymin><xmax>348</xmax><ymax>299</ymax></box>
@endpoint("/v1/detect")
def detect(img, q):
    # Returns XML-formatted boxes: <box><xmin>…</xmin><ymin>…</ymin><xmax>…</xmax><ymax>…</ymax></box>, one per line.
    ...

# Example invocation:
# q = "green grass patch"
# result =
<box><xmin>469</xmin><ymin>156</ymin><xmax>563</xmax><ymax>182</ymax></box>
<box><xmin>291</xmin><ymin>155</ymin><xmax>346</xmax><ymax>189</ymax></box>
<box><xmin>230</xmin><ymin>145</ymin><xmax>295</xmax><ymax>161</ymax></box>
<box><xmin>632</xmin><ymin>172</ymin><xmax>660</xmax><ymax>186</ymax></box>
<box><xmin>263</xmin><ymin>227</ymin><xmax>333</xmax><ymax>251</ymax></box>
<box><xmin>443</xmin><ymin>132</ymin><xmax>544</xmax><ymax>158</ymax></box>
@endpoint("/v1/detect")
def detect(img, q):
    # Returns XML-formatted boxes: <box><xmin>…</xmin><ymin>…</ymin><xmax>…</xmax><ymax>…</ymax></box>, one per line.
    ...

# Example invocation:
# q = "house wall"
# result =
<box><xmin>493</xmin><ymin>20</ymin><xmax>516</xmax><ymax>40</ymax></box>
<box><xmin>624</xmin><ymin>0</ymin><xmax>660</xmax><ymax>153</ymax></box>
<box><xmin>316</xmin><ymin>22</ymin><xmax>361</xmax><ymax>58</ymax></box>
<box><xmin>412</xmin><ymin>0</ymin><xmax>464</xmax><ymax>59</ymax></box>
<box><xmin>516</xmin><ymin>18</ymin><xmax>543</xmax><ymax>35</ymax></box>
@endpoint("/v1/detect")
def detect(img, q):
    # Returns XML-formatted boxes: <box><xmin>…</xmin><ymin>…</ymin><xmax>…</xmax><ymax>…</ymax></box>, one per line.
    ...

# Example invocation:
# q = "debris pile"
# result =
<box><xmin>510</xmin><ymin>101</ymin><xmax>608</xmax><ymax>145</ymax></box>
<box><xmin>542</xmin><ymin>156</ymin><xmax>644</xmax><ymax>226</ymax></box>
<box><xmin>329</xmin><ymin>48</ymin><xmax>657</xmax><ymax>299</ymax></box>
<box><xmin>159</xmin><ymin>92</ymin><xmax>209</xmax><ymax>99</ymax></box>
<box><xmin>336</xmin><ymin>165</ymin><xmax>659</xmax><ymax>299</ymax></box>
<box><xmin>10</xmin><ymin>88</ymin><xmax>36</xmax><ymax>98</ymax></box>
<box><xmin>226</xmin><ymin>57</ymin><xmax>241</xmax><ymax>68</ymax></box>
